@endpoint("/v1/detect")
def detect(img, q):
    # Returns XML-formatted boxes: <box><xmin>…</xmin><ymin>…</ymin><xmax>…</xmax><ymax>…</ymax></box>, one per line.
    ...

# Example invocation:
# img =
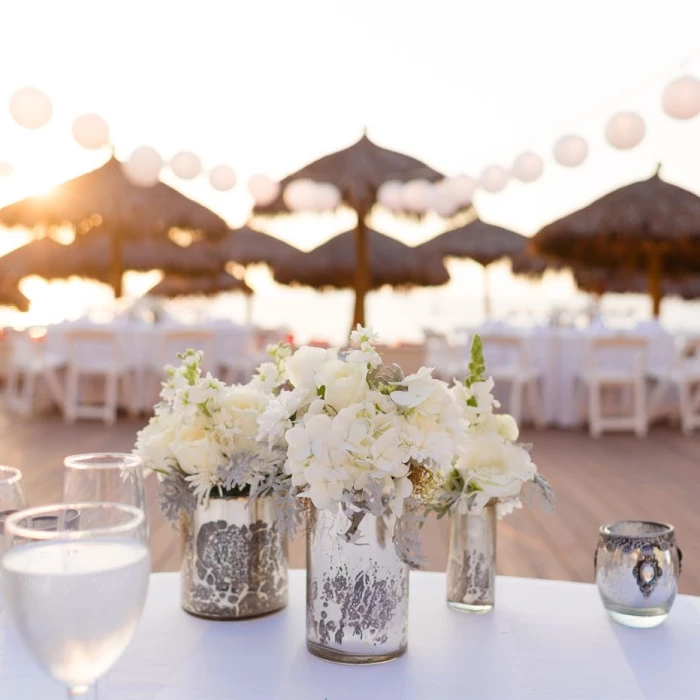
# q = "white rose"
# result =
<box><xmin>135</xmin><ymin>411</ymin><xmax>178</xmax><ymax>472</ymax></box>
<box><xmin>316</xmin><ymin>359</ymin><xmax>368</xmax><ymax>411</ymax></box>
<box><xmin>496</xmin><ymin>413</ymin><xmax>519</xmax><ymax>442</ymax></box>
<box><xmin>286</xmin><ymin>346</ymin><xmax>335</xmax><ymax>390</ymax></box>
<box><xmin>171</xmin><ymin>422</ymin><xmax>221</xmax><ymax>475</ymax></box>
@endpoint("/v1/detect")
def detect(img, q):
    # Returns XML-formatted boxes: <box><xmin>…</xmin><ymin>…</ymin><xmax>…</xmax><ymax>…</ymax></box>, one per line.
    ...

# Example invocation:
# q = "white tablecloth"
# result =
<box><xmin>2</xmin><ymin>571</ymin><xmax>699</xmax><ymax>699</ymax></box>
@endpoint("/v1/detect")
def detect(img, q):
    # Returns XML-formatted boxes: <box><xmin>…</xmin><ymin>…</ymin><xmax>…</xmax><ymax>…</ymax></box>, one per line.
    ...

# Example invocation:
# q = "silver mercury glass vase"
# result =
<box><xmin>180</xmin><ymin>495</ymin><xmax>288</xmax><ymax>620</ymax></box>
<box><xmin>446</xmin><ymin>503</ymin><xmax>496</xmax><ymax>613</ymax></box>
<box><xmin>306</xmin><ymin>505</ymin><xmax>409</xmax><ymax>664</ymax></box>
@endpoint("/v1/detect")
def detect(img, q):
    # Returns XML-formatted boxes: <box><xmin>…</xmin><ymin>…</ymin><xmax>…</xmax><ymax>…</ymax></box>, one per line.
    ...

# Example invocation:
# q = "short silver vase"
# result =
<box><xmin>446</xmin><ymin>503</ymin><xmax>496</xmax><ymax>613</ymax></box>
<box><xmin>180</xmin><ymin>495</ymin><xmax>288</xmax><ymax>620</ymax></box>
<box><xmin>595</xmin><ymin>520</ymin><xmax>681</xmax><ymax>628</ymax></box>
<box><xmin>306</xmin><ymin>505</ymin><xmax>409</xmax><ymax>664</ymax></box>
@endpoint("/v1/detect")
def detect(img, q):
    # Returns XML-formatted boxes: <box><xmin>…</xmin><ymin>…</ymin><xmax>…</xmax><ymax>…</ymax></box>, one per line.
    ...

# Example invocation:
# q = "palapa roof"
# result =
<box><xmin>253</xmin><ymin>133</ymin><xmax>447</xmax><ymax>215</ymax></box>
<box><xmin>0</xmin><ymin>229</ymin><xmax>222</xmax><ymax>284</ymax></box>
<box><xmin>417</xmin><ymin>219</ymin><xmax>528</xmax><ymax>266</ymax></box>
<box><xmin>0</xmin><ymin>156</ymin><xmax>227</xmax><ymax>239</ymax></box>
<box><xmin>573</xmin><ymin>267</ymin><xmax>700</xmax><ymax>300</ymax></box>
<box><xmin>532</xmin><ymin>172</ymin><xmax>700</xmax><ymax>274</ymax></box>
<box><xmin>0</xmin><ymin>284</ymin><xmax>29</xmax><ymax>311</ymax></box>
<box><xmin>190</xmin><ymin>226</ymin><xmax>300</xmax><ymax>267</ymax></box>
<box><xmin>147</xmin><ymin>272</ymin><xmax>252</xmax><ymax>298</ymax></box>
<box><xmin>271</xmin><ymin>228</ymin><xmax>450</xmax><ymax>290</ymax></box>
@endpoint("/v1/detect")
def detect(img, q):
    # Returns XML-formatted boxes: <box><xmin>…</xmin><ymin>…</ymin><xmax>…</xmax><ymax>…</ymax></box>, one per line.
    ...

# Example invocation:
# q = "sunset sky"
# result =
<box><xmin>1</xmin><ymin>0</ymin><xmax>700</xmax><ymax>340</ymax></box>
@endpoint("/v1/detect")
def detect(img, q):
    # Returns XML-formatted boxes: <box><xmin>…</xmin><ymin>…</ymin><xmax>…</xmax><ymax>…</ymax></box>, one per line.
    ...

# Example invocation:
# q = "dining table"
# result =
<box><xmin>1</xmin><ymin>570</ymin><xmax>699</xmax><ymax>699</ymax></box>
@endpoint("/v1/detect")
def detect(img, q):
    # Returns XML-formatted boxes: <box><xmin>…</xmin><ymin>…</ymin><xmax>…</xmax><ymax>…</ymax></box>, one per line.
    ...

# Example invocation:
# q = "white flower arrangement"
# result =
<box><xmin>135</xmin><ymin>345</ymin><xmax>301</xmax><ymax>532</ymax></box>
<box><xmin>431</xmin><ymin>336</ymin><xmax>553</xmax><ymax>519</ymax></box>
<box><xmin>257</xmin><ymin>326</ymin><xmax>464</xmax><ymax>564</ymax></box>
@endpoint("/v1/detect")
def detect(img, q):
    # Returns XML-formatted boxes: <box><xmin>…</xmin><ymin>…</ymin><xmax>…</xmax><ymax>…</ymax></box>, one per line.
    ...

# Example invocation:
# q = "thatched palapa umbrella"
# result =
<box><xmin>531</xmin><ymin>168</ymin><xmax>700</xmax><ymax>316</ymax></box>
<box><xmin>0</xmin><ymin>229</ymin><xmax>221</xmax><ymax>286</ymax></box>
<box><xmin>148</xmin><ymin>272</ymin><xmax>252</xmax><ymax>298</ymax></box>
<box><xmin>254</xmin><ymin>132</ymin><xmax>459</xmax><ymax>326</ymax></box>
<box><xmin>271</xmin><ymin>228</ymin><xmax>450</xmax><ymax>291</ymax></box>
<box><xmin>0</xmin><ymin>156</ymin><xmax>227</xmax><ymax>296</ymax></box>
<box><xmin>417</xmin><ymin>218</ymin><xmax>528</xmax><ymax>316</ymax></box>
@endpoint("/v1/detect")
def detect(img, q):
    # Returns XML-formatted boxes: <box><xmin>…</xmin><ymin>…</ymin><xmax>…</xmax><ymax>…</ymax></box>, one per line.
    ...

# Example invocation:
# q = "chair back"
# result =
<box><xmin>65</xmin><ymin>329</ymin><xmax>120</xmax><ymax>372</ymax></box>
<box><xmin>7</xmin><ymin>329</ymin><xmax>45</xmax><ymax>369</ymax></box>
<box><xmin>586</xmin><ymin>335</ymin><xmax>647</xmax><ymax>379</ymax></box>
<box><xmin>479</xmin><ymin>333</ymin><xmax>528</xmax><ymax>373</ymax></box>
<box><xmin>678</xmin><ymin>336</ymin><xmax>700</xmax><ymax>378</ymax></box>
<box><xmin>159</xmin><ymin>330</ymin><xmax>214</xmax><ymax>371</ymax></box>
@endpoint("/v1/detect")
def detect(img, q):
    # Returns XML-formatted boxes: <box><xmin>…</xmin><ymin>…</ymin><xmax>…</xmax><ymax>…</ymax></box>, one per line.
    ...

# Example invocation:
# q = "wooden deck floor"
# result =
<box><xmin>2</xmin><ymin>409</ymin><xmax>699</xmax><ymax>594</ymax></box>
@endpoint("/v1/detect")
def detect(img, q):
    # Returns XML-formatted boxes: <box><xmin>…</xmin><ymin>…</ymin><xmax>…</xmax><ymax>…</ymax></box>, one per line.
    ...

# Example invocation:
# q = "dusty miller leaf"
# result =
<box><xmin>159</xmin><ymin>471</ymin><xmax>196</xmax><ymax>526</ymax></box>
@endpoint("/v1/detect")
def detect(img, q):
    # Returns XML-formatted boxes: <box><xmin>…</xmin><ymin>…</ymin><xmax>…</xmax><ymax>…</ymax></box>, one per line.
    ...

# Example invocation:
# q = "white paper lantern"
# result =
<box><xmin>662</xmin><ymin>75</ymin><xmax>700</xmax><ymax>120</ymax></box>
<box><xmin>313</xmin><ymin>182</ymin><xmax>341</xmax><ymax>211</ymax></box>
<box><xmin>605</xmin><ymin>111</ymin><xmax>645</xmax><ymax>150</ymax></box>
<box><xmin>401</xmin><ymin>179</ymin><xmax>433</xmax><ymax>212</ymax></box>
<box><xmin>512</xmin><ymin>151</ymin><xmax>544</xmax><ymax>183</ymax></box>
<box><xmin>377</xmin><ymin>180</ymin><xmax>403</xmax><ymax>210</ymax></box>
<box><xmin>479</xmin><ymin>165</ymin><xmax>509</xmax><ymax>193</ymax></box>
<box><xmin>170</xmin><ymin>151</ymin><xmax>202</xmax><ymax>180</ymax></box>
<box><xmin>0</xmin><ymin>161</ymin><xmax>13</xmax><ymax>177</ymax></box>
<box><xmin>283</xmin><ymin>178</ymin><xmax>318</xmax><ymax>211</ymax></box>
<box><xmin>553</xmin><ymin>134</ymin><xmax>588</xmax><ymax>167</ymax></box>
<box><xmin>122</xmin><ymin>146</ymin><xmax>163</xmax><ymax>187</ymax></box>
<box><xmin>9</xmin><ymin>86</ymin><xmax>52</xmax><ymax>130</ymax></box>
<box><xmin>208</xmin><ymin>165</ymin><xmax>237</xmax><ymax>191</ymax></box>
<box><xmin>429</xmin><ymin>182</ymin><xmax>457</xmax><ymax>217</ymax></box>
<box><xmin>446</xmin><ymin>174</ymin><xmax>476</xmax><ymax>207</ymax></box>
<box><xmin>72</xmin><ymin>113</ymin><xmax>109</xmax><ymax>150</ymax></box>
<box><xmin>248</xmin><ymin>174</ymin><xmax>280</xmax><ymax>206</ymax></box>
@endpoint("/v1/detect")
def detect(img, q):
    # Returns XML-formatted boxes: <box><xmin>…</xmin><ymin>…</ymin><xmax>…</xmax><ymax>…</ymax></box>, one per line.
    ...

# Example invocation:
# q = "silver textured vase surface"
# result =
<box><xmin>180</xmin><ymin>495</ymin><xmax>288</xmax><ymax>620</ymax></box>
<box><xmin>595</xmin><ymin>520</ymin><xmax>680</xmax><ymax>628</ymax></box>
<box><xmin>446</xmin><ymin>504</ymin><xmax>496</xmax><ymax>613</ymax></box>
<box><xmin>306</xmin><ymin>505</ymin><xmax>409</xmax><ymax>664</ymax></box>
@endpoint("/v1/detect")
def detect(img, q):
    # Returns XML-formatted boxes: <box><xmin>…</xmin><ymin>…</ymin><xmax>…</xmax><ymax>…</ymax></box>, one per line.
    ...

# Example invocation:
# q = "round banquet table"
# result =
<box><xmin>1</xmin><ymin>571</ymin><xmax>699</xmax><ymax>699</ymax></box>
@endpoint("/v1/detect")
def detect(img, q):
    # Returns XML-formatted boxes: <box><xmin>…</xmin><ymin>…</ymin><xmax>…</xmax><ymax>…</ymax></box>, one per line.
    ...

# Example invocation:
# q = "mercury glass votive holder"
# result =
<box><xmin>595</xmin><ymin>521</ymin><xmax>681</xmax><ymax>629</ymax></box>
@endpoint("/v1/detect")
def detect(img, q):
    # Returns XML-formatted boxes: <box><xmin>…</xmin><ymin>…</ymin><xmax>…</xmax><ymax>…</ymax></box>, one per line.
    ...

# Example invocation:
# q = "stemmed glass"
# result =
<box><xmin>63</xmin><ymin>454</ymin><xmax>149</xmax><ymax>542</ymax></box>
<box><xmin>2</xmin><ymin>502</ymin><xmax>150</xmax><ymax>698</ymax></box>
<box><xmin>0</xmin><ymin>465</ymin><xmax>29</xmax><ymax>533</ymax></box>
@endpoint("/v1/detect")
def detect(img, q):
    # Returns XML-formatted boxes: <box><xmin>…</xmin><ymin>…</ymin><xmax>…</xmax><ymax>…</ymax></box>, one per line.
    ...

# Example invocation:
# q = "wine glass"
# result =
<box><xmin>63</xmin><ymin>453</ymin><xmax>148</xmax><ymax>542</ymax></box>
<box><xmin>2</xmin><ymin>502</ymin><xmax>150</xmax><ymax>698</ymax></box>
<box><xmin>0</xmin><ymin>465</ymin><xmax>28</xmax><ymax>533</ymax></box>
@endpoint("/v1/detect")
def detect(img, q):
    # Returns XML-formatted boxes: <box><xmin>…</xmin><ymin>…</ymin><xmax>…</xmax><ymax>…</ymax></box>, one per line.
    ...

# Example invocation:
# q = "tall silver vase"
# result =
<box><xmin>446</xmin><ymin>503</ymin><xmax>496</xmax><ymax>613</ymax></box>
<box><xmin>306</xmin><ymin>505</ymin><xmax>409</xmax><ymax>664</ymax></box>
<box><xmin>180</xmin><ymin>495</ymin><xmax>288</xmax><ymax>620</ymax></box>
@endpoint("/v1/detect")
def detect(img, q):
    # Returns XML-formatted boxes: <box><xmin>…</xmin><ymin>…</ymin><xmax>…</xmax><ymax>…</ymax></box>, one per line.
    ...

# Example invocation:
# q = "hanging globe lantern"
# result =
<box><xmin>313</xmin><ymin>182</ymin><xmax>341</xmax><ymax>211</ymax></box>
<box><xmin>170</xmin><ymin>152</ymin><xmax>202</xmax><ymax>180</ymax></box>
<box><xmin>446</xmin><ymin>174</ymin><xmax>476</xmax><ymax>207</ymax></box>
<box><xmin>122</xmin><ymin>146</ymin><xmax>163</xmax><ymax>187</ymax></box>
<box><xmin>400</xmin><ymin>179</ymin><xmax>433</xmax><ymax>212</ymax></box>
<box><xmin>662</xmin><ymin>75</ymin><xmax>700</xmax><ymax>120</ymax></box>
<box><xmin>479</xmin><ymin>165</ymin><xmax>509</xmax><ymax>193</ymax></box>
<box><xmin>512</xmin><ymin>151</ymin><xmax>544</xmax><ymax>183</ymax></box>
<box><xmin>248</xmin><ymin>174</ymin><xmax>280</xmax><ymax>206</ymax></box>
<box><xmin>553</xmin><ymin>134</ymin><xmax>588</xmax><ymax>167</ymax></box>
<box><xmin>9</xmin><ymin>86</ymin><xmax>52</xmax><ymax>130</ymax></box>
<box><xmin>283</xmin><ymin>178</ymin><xmax>318</xmax><ymax>211</ymax></box>
<box><xmin>208</xmin><ymin>165</ymin><xmax>237</xmax><ymax>192</ymax></box>
<box><xmin>72</xmin><ymin>113</ymin><xmax>110</xmax><ymax>150</ymax></box>
<box><xmin>377</xmin><ymin>180</ymin><xmax>403</xmax><ymax>211</ymax></box>
<box><xmin>605</xmin><ymin>111</ymin><xmax>646</xmax><ymax>150</ymax></box>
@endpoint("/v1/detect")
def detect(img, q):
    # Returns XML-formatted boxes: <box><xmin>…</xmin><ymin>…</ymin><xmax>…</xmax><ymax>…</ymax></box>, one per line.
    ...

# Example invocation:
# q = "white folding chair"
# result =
<box><xmin>577</xmin><ymin>335</ymin><xmax>648</xmax><ymax>438</ymax></box>
<box><xmin>480</xmin><ymin>333</ymin><xmax>545</xmax><ymax>428</ymax></box>
<box><xmin>424</xmin><ymin>330</ymin><xmax>460</xmax><ymax>381</ymax></box>
<box><xmin>4</xmin><ymin>329</ymin><xmax>65</xmax><ymax>417</ymax></box>
<box><xmin>63</xmin><ymin>329</ymin><xmax>136</xmax><ymax>425</ymax></box>
<box><xmin>649</xmin><ymin>336</ymin><xmax>700</xmax><ymax>435</ymax></box>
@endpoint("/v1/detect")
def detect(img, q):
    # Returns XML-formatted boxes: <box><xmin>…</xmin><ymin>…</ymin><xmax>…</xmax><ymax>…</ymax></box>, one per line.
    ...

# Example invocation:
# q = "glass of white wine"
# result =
<box><xmin>63</xmin><ymin>454</ymin><xmax>149</xmax><ymax>542</ymax></box>
<box><xmin>2</xmin><ymin>502</ymin><xmax>150</xmax><ymax>698</ymax></box>
<box><xmin>0</xmin><ymin>465</ymin><xmax>28</xmax><ymax>533</ymax></box>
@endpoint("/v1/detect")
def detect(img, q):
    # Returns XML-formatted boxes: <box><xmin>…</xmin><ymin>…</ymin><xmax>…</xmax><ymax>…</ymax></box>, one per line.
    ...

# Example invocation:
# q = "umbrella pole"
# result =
<box><xmin>110</xmin><ymin>230</ymin><xmax>124</xmax><ymax>298</ymax></box>
<box><xmin>647</xmin><ymin>248</ymin><xmax>662</xmax><ymax>318</ymax></box>
<box><xmin>352</xmin><ymin>211</ymin><xmax>370</xmax><ymax>330</ymax></box>
<box><xmin>483</xmin><ymin>265</ymin><xmax>491</xmax><ymax>320</ymax></box>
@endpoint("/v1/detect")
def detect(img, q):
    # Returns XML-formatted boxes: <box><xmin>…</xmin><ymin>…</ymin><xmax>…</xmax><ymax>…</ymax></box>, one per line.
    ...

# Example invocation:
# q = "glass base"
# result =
<box><xmin>447</xmin><ymin>600</ymin><xmax>494</xmax><ymax>614</ymax></box>
<box><xmin>306</xmin><ymin>640</ymin><xmax>407</xmax><ymax>665</ymax></box>
<box><xmin>607</xmin><ymin>610</ymin><xmax>668</xmax><ymax>629</ymax></box>
<box><xmin>181</xmin><ymin>602</ymin><xmax>286</xmax><ymax>621</ymax></box>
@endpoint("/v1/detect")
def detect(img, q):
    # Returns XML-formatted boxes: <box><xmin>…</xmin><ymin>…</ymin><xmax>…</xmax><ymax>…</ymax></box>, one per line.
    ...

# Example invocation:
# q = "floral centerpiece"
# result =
<box><xmin>430</xmin><ymin>336</ymin><xmax>554</xmax><ymax>612</ymax></box>
<box><xmin>135</xmin><ymin>346</ymin><xmax>296</xmax><ymax>620</ymax></box>
<box><xmin>257</xmin><ymin>326</ymin><xmax>463</xmax><ymax>663</ymax></box>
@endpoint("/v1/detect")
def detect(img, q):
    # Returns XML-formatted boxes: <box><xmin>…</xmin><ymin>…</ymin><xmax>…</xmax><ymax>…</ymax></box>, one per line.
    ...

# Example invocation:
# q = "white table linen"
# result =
<box><xmin>2</xmin><ymin>571</ymin><xmax>699</xmax><ymax>699</ymax></box>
